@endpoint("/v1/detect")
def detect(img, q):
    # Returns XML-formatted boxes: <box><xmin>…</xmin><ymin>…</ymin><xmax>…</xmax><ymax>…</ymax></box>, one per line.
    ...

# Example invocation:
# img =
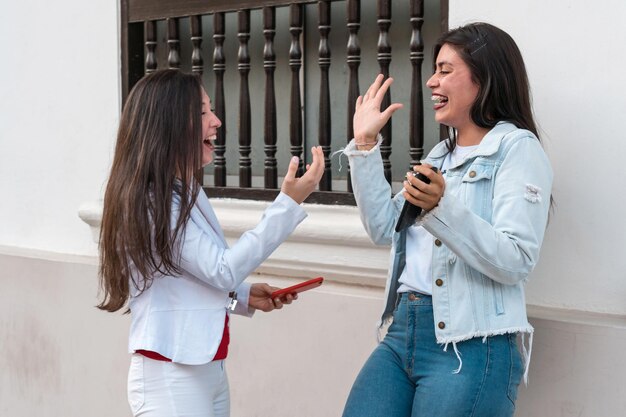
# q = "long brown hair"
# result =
<box><xmin>98</xmin><ymin>70</ymin><xmax>203</xmax><ymax>312</ymax></box>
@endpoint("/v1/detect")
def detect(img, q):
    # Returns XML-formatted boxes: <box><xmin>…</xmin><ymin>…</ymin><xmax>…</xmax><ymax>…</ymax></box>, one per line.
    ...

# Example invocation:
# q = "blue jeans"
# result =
<box><xmin>342</xmin><ymin>292</ymin><xmax>523</xmax><ymax>417</ymax></box>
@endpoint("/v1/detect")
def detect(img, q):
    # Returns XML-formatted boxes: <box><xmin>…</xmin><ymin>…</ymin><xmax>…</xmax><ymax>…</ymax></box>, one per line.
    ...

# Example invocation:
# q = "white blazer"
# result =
<box><xmin>128</xmin><ymin>190</ymin><xmax>307</xmax><ymax>364</ymax></box>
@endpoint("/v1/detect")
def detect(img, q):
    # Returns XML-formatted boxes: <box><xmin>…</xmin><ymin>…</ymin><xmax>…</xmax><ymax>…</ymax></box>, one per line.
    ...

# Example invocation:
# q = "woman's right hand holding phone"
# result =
<box><xmin>281</xmin><ymin>146</ymin><xmax>324</xmax><ymax>204</ymax></box>
<box><xmin>353</xmin><ymin>74</ymin><xmax>403</xmax><ymax>150</ymax></box>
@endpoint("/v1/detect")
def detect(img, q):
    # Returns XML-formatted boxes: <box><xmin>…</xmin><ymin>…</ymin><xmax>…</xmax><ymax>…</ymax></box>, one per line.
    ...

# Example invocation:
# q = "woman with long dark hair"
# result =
<box><xmin>342</xmin><ymin>23</ymin><xmax>553</xmax><ymax>416</ymax></box>
<box><xmin>98</xmin><ymin>69</ymin><xmax>324</xmax><ymax>417</ymax></box>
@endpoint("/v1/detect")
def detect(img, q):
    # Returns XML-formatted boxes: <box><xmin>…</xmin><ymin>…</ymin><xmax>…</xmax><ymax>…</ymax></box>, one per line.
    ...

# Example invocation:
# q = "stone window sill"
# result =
<box><xmin>78</xmin><ymin>198</ymin><xmax>389</xmax><ymax>288</ymax></box>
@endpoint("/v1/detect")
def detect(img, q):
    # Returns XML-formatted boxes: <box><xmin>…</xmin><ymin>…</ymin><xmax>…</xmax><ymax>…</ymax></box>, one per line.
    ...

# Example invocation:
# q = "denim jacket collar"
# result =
<box><xmin>426</xmin><ymin>122</ymin><xmax>520</xmax><ymax>169</ymax></box>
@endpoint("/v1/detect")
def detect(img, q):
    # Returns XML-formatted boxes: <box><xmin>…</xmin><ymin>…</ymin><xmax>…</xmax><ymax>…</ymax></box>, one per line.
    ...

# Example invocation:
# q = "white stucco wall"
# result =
<box><xmin>2</xmin><ymin>0</ymin><xmax>624</xmax><ymax>316</ymax></box>
<box><xmin>448</xmin><ymin>0</ymin><xmax>626</xmax><ymax>315</ymax></box>
<box><xmin>1</xmin><ymin>1</ymin><xmax>626</xmax><ymax>416</ymax></box>
<box><xmin>0</xmin><ymin>0</ymin><xmax>120</xmax><ymax>256</ymax></box>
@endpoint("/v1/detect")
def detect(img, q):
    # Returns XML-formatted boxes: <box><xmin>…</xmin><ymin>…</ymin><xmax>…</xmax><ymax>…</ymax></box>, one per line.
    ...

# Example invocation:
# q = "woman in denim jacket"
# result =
<box><xmin>342</xmin><ymin>23</ymin><xmax>553</xmax><ymax>417</ymax></box>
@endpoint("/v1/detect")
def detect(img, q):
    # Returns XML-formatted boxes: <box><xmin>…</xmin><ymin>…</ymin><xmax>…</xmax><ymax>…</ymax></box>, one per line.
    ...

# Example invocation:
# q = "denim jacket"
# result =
<box><xmin>345</xmin><ymin>122</ymin><xmax>553</xmax><ymax>379</ymax></box>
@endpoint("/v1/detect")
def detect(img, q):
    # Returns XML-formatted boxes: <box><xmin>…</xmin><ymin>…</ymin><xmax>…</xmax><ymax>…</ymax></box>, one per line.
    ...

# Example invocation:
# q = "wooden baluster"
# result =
<box><xmin>318</xmin><ymin>1</ymin><xmax>332</xmax><ymax>191</ymax></box>
<box><xmin>377</xmin><ymin>0</ymin><xmax>393</xmax><ymax>184</ymax></box>
<box><xmin>167</xmin><ymin>18</ymin><xmax>181</xmax><ymax>69</ymax></box>
<box><xmin>409</xmin><ymin>0</ymin><xmax>425</xmax><ymax>166</ymax></box>
<box><xmin>263</xmin><ymin>7</ymin><xmax>278</xmax><ymax>189</ymax></box>
<box><xmin>213</xmin><ymin>13</ymin><xmax>227</xmax><ymax>187</ymax></box>
<box><xmin>346</xmin><ymin>0</ymin><xmax>361</xmax><ymax>192</ymax></box>
<box><xmin>289</xmin><ymin>4</ymin><xmax>304</xmax><ymax>177</ymax></box>
<box><xmin>145</xmin><ymin>21</ymin><xmax>157</xmax><ymax>73</ymax></box>
<box><xmin>190</xmin><ymin>15</ymin><xmax>204</xmax><ymax>185</ymax></box>
<box><xmin>238</xmin><ymin>10</ymin><xmax>252</xmax><ymax>188</ymax></box>
<box><xmin>190</xmin><ymin>16</ymin><xmax>203</xmax><ymax>75</ymax></box>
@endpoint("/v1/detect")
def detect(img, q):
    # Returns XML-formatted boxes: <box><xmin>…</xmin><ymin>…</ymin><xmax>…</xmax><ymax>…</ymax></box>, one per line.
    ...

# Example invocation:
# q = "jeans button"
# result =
<box><xmin>435</xmin><ymin>279</ymin><xmax>444</xmax><ymax>287</ymax></box>
<box><xmin>434</xmin><ymin>239</ymin><xmax>442</xmax><ymax>247</ymax></box>
<box><xmin>438</xmin><ymin>321</ymin><xmax>446</xmax><ymax>329</ymax></box>
<box><xmin>408</xmin><ymin>293</ymin><xmax>417</xmax><ymax>301</ymax></box>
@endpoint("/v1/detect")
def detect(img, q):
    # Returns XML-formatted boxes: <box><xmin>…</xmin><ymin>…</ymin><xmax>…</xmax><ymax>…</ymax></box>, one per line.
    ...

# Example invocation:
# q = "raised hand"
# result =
<box><xmin>280</xmin><ymin>146</ymin><xmax>325</xmax><ymax>204</ymax></box>
<box><xmin>353</xmin><ymin>74</ymin><xmax>403</xmax><ymax>147</ymax></box>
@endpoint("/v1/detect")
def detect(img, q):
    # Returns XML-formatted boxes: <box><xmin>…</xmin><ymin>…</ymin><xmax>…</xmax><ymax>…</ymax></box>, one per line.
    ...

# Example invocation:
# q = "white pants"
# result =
<box><xmin>127</xmin><ymin>353</ymin><xmax>230</xmax><ymax>417</ymax></box>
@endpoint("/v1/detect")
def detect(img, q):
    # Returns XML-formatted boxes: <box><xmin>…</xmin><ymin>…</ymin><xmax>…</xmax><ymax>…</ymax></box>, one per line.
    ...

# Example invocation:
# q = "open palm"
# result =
<box><xmin>353</xmin><ymin>74</ymin><xmax>403</xmax><ymax>143</ymax></box>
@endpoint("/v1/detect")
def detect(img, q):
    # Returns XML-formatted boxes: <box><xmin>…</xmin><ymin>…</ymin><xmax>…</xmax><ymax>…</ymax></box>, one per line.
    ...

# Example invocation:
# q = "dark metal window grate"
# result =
<box><xmin>121</xmin><ymin>0</ymin><xmax>448</xmax><ymax>205</ymax></box>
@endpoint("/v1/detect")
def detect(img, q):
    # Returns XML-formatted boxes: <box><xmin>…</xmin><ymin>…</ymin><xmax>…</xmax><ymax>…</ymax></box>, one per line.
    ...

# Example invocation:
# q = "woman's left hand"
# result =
<box><xmin>403</xmin><ymin>163</ymin><xmax>446</xmax><ymax>212</ymax></box>
<box><xmin>249</xmin><ymin>283</ymin><xmax>297</xmax><ymax>312</ymax></box>
<box><xmin>353</xmin><ymin>74</ymin><xmax>404</xmax><ymax>147</ymax></box>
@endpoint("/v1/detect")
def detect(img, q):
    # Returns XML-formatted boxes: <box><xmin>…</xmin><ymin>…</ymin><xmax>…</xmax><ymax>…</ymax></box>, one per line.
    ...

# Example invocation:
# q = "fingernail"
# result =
<box><xmin>291</xmin><ymin>156</ymin><xmax>299</xmax><ymax>164</ymax></box>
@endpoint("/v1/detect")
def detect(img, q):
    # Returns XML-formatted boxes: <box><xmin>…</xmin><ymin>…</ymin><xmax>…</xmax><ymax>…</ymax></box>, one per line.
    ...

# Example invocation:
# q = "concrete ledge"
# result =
<box><xmin>77</xmin><ymin>197</ymin><xmax>390</xmax><ymax>288</ymax></box>
<box><xmin>74</xmin><ymin>198</ymin><xmax>626</xmax><ymax>327</ymax></box>
<box><xmin>527</xmin><ymin>304</ymin><xmax>626</xmax><ymax>330</ymax></box>
<box><xmin>0</xmin><ymin>244</ymin><xmax>98</xmax><ymax>266</ymax></box>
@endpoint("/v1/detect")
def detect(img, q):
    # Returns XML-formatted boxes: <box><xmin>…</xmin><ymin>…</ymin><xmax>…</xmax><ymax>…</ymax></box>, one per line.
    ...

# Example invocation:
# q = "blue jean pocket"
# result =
<box><xmin>506</xmin><ymin>334</ymin><xmax>524</xmax><ymax>406</ymax></box>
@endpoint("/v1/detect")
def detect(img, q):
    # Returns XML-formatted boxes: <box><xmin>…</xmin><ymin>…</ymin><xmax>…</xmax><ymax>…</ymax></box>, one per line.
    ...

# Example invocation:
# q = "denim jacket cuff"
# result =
<box><xmin>343</xmin><ymin>134</ymin><xmax>383</xmax><ymax>156</ymax></box>
<box><xmin>415</xmin><ymin>194</ymin><xmax>445</xmax><ymax>227</ymax></box>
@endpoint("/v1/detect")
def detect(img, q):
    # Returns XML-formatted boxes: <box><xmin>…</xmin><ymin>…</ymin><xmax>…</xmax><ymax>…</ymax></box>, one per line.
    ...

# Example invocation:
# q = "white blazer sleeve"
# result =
<box><xmin>177</xmin><ymin>192</ymin><xmax>307</xmax><ymax>292</ymax></box>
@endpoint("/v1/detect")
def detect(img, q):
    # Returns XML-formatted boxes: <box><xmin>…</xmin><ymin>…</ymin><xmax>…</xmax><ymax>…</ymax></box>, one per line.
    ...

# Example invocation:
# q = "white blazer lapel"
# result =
<box><xmin>192</xmin><ymin>190</ymin><xmax>228</xmax><ymax>247</ymax></box>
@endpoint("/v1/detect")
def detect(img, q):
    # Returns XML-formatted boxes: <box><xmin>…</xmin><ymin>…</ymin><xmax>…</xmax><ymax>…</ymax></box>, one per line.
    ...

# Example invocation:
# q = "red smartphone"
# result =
<box><xmin>270</xmin><ymin>277</ymin><xmax>324</xmax><ymax>299</ymax></box>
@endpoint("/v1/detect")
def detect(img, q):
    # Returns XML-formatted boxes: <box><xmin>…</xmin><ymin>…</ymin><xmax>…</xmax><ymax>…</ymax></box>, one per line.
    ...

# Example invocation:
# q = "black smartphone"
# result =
<box><xmin>395</xmin><ymin>166</ymin><xmax>439</xmax><ymax>233</ymax></box>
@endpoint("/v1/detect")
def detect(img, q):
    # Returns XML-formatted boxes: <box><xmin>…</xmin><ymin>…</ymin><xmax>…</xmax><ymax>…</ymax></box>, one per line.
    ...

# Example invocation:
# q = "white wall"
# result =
<box><xmin>0</xmin><ymin>0</ymin><xmax>120</xmax><ymax>256</ymax></box>
<box><xmin>2</xmin><ymin>1</ymin><xmax>626</xmax><ymax>416</ymax></box>
<box><xmin>448</xmin><ymin>0</ymin><xmax>626</xmax><ymax>315</ymax></box>
<box><xmin>3</xmin><ymin>0</ymin><xmax>624</xmax><ymax>315</ymax></box>
<box><xmin>3</xmin><ymin>252</ymin><xmax>625</xmax><ymax>417</ymax></box>
<box><xmin>0</xmin><ymin>254</ymin><xmax>131</xmax><ymax>417</ymax></box>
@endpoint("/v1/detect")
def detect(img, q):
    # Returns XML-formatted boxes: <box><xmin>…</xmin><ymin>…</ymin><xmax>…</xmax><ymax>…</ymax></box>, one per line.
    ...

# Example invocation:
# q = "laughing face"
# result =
<box><xmin>201</xmin><ymin>88</ymin><xmax>221</xmax><ymax>167</ymax></box>
<box><xmin>426</xmin><ymin>43</ymin><xmax>480</xmax><ymax>133</ymax></box>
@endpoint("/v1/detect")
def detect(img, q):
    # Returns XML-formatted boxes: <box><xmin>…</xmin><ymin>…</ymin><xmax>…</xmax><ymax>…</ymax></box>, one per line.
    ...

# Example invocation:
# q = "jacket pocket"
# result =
<box><xmin>462</xmin><ymin>163</ymin><xmax>493</xmax><ymax>183</ymax></box>
<box><xmin>491</xmin><ymin>280</ymin><xmax>506</xmax><ymax>315</ymax></box>
<box><xmin>466</xmin><ymin>264</ymin><xmax>506</xmax><ymax>316</ymax></box>
<box><xmin>461</xmin><ymin>163</ymin><xmax>494</xmax><ymax>220</ymax></box>
<box><xmin>127</xmin><ymin>354</ymin><xmax>145</xmax><ymax>416</ymax></box>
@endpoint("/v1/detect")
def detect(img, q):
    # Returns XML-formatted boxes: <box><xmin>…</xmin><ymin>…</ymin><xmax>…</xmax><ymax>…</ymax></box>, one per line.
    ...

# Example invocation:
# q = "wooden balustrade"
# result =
<box><xmin>120</xmin><ymin>0</ymin><xmax>448</xmax><ymax>205</ymax></box>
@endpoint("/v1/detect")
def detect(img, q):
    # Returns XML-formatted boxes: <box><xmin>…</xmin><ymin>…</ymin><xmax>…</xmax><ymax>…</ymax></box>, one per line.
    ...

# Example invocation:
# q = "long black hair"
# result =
<box><xmin>434</xmin><ymin>22</ymin><xmax>539</xmax><ymax>151</ymax></box>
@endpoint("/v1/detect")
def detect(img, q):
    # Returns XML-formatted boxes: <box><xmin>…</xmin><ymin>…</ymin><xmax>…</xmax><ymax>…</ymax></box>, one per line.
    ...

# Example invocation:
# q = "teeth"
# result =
<box><xmin>431</xmin><ymin>95</ymin><xmax>448</xmax><ymax>103</ymax></box>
